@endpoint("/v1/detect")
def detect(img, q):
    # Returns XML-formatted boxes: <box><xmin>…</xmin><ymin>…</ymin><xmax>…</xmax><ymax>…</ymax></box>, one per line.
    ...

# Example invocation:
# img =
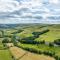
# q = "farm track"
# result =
<box><xmin>9</xmin><ymin>46</ymin><xmax>55</xmax><ymax>60</ymax></box>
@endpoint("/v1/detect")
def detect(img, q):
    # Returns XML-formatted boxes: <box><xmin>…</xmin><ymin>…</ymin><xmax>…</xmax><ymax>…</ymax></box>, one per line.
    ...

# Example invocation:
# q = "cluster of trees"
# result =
<box><xmin>32</xmin><ymin>29</ymin><xmax>49</xmax><ymax>36</ymax></box>
<box><xmin>19</xmin><ymin>39</ymin><xmax>40</xmax><ymax>44</ymax></box>
<box><xmin>2</xmin><ymin>38</ymin><xmax>11</xmax><ymax>43</ymax></box>
<box><xmin>54</xmin><ymin>39</ymin><xmax>60</xmax><ymax>45</ymax></box>
<box><xmin>49</xmin><ymin>43</ymin><xmax>54</xmax><ymax>47</ymax></box>
<box><xmin>12</xmin><ymin>29</ymin><xmax>23</xmax><ymax>34</ymax></box>
<box><xmin>2</xmin><ymin>38</ymin><xmax>11</xmax><ymax>49</ymax></box>
<box><xmin>19</xmin><ymin>46</ymin><xmax>60</xmax><ymax>60</ymax></box>
<box><xmin>0</xmin><ymin>30</ymin><xmax>4</xmax><ymax>38</ymax></box>
<box><xmin>11</xmin><ymin>35</ymin><xmax>18</xmax><ymax>46</ymax></box>
<box><xmin>18</xmin><ymin>36</ymin><xmax>45</xmax><ymax>44</ymax></box>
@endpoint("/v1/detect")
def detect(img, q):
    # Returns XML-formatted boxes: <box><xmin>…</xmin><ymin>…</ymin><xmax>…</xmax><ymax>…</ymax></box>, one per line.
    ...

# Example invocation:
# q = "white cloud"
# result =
<box><xmin>49</xmin><ymin>0</ymin><xmax>59</xmax><ymax>4</ymax></box>
<box><xmin>0</xmin><ymin>0</ymin><xmax>20</xmax><ymax>12</ymax></box>
<box><xmin>0</xmin><ymin>0</ymin><xmax>60</xmax><ymax>24</ymax></box>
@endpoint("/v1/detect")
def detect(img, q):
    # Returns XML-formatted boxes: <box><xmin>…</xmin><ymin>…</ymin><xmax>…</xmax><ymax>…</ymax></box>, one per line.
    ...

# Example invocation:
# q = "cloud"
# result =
<box><xmin>0</xmin><ymin>0</ymin><xmax>60</xmax><ymax>24</ymax></box>
<box><xmin>49</xmin><ymin>0</ymin><xmax>59</xmax><ymax>4</ymax></box>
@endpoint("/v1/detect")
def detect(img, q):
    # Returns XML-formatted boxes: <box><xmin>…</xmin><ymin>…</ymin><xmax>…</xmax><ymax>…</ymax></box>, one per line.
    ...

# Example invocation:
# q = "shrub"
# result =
<box><xmin>54</xmin><ymin>39</ymin><xmax>60</xmax><ymax>45</ymax></box>
<box><xmin>49</xmin><ymin>43</ymin><xmax>54</xmax><ymax>47</ymax></box>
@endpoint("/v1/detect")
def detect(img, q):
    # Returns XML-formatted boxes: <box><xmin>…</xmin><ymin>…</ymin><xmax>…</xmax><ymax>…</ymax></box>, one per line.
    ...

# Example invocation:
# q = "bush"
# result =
<box><xmin>19</xmin><ymin>39</ymin><xmax>40</xmax><ymax>44</ymax></box>
<box><xmin>2</xmin><ymin>38</ymin><xmax>10</xmax><ymax>43</ymax></box>
<box><xmin>54</xmin><ymin>39</ymin><xmax>60</xmax><ymax>45</ymax></box>
<box><xmin>49</xmin><ymin>43</ymin><xmax>54</xmax><ymax>47</ymax></box>
<box><xmin>43</xmin><ymin>51</ymin><xmax>55</xmax><ymax>57</ymax></box>
<box><xmin>54</xmin><ymin>55</ymin><xmax>59</xmax><ymax>60</ymax></box>
<box><xmin>32</xmin><ymin>29</ymin><xmax>49</xmax><ymax>36</ymax></box>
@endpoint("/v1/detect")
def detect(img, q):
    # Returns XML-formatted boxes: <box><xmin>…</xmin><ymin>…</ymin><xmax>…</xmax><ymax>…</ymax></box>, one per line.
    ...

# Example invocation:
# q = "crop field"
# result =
<box><xmin>0</xmin><ymin>24</ymin><xmax>60</xmax><ymax>60</ymax></box>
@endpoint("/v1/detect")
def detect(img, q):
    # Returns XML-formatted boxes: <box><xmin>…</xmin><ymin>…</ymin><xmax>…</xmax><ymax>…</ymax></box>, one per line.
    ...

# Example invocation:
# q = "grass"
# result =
<box><xmin>0</xmin><ymin>50</ymin><xmax>12</xmax><ymax>60</ymax></box>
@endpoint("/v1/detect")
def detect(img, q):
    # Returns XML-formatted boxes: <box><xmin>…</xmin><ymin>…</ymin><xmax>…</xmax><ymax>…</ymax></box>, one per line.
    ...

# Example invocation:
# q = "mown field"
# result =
<box><xmin>0</xmin><ymin>24</ymin><xmax>60</xmax><ymax>60</ymax></box>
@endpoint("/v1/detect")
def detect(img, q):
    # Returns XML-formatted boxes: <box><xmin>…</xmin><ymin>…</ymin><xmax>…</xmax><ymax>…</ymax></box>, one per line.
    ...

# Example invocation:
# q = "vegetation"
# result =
<box><xmin>0</xmin><ymin>24</ymin><xmax>60</xmax><ymax>60</ymax></box>
<box><xmin>54</xmin><ymin>39</ymin><xmax>60</xmax><ymax>45</ymax></box>
<box><xmin>0</xmin><ymin>50</ymin><xmax>12</xmax><ymax>60</ymax></box>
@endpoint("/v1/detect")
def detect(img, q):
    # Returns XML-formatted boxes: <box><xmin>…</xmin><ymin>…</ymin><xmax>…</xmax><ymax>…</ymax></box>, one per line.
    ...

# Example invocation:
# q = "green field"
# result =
<box><xmin>0</xmin><ymin>50</ymin><xmax>12</xmax><ymax>60</ymax></box>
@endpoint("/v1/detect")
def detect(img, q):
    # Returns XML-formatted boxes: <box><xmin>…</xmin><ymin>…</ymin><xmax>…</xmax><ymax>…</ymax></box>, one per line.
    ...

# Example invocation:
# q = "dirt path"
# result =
<box><xmin>9</xmin><ymin>46</ymin><xmax>55</xmax><ymax>60</ymax></box>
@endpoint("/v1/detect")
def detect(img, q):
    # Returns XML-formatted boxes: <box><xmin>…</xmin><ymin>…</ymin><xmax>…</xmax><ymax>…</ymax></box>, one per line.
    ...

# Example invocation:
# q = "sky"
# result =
<box><xmin>0</xmin><ymin>0</ymin><xmax>60</xmax><ymax>24</ymax></box>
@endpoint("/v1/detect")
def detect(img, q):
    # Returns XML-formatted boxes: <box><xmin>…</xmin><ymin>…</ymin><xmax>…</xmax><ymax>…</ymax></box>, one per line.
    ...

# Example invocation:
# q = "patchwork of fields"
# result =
<box><xmin>0</xmin><ymin>24</ymin><xmax>60</xmax><ymax>60</ymax></box>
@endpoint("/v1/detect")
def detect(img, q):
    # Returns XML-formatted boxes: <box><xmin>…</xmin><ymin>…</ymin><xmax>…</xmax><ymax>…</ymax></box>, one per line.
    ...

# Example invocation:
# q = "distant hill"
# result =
<box><xmin>0</xmin><ymin>24</ymin><xmax>60</xmax><ymax>29</ymax></box>
<box><xmin>0</xmin><ymin>24</ymin><xmax>20</xmax><ymax>28</ymax></box>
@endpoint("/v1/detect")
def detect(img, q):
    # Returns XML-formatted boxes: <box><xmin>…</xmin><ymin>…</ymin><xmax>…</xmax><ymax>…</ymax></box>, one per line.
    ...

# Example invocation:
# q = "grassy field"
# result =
<box><xmin>0</xmin><ymin>50</ymin><xmax>12</xmax><ymax>60</ymax></box>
